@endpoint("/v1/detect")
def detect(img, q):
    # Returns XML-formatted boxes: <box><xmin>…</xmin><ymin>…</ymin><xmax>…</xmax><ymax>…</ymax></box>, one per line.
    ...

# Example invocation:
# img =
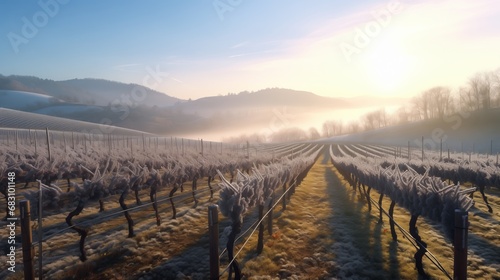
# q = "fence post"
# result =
<box><xmin>38</xmin><ymin>181</ymin><xmax>43</xmax><ymax>280</ymax></box>
<box><xmin>408</xmin><ymin>141</ymin><xmax>410</xmax><ymax>160</ymax></box>
<box><xmin>257</xmin><ymin>204</ymin><xmax>264</xmax><ymax>254</ymax></box>
<box><xmin>44</xmin><ymin>128</ymin><xmax>51</xmax><ymax>162</ymax></box>
<box><xmin>453</xmin><ymin>209</ymin><xmax>468</xmax><ymax>280</ymax></box>
<box><xmin>208</xmin><ymin>205</ymin><xmax>219</xmax><ymax>280</ymax></box>
<box><xmin>34</xmin><ymin>131</ymin><xmax>38</xmax><ymax>156</ymax></box>
<box><xmin>268</xmin><ymin>194</ymin><xmax>274</xmax><ymax>236</ymax></box>
<box><xmin>282</xmin><ymin>183</ymin><xmax>287</xmax><ymax>210</ymax></box>
<box><xmin>421</xmin><ymin>136</ymin><xmax>424</xmax><ymax>161</ymax></box>
<box><xmin>20</xmin><ymin>200</ymin><xmax>35</xmax><ymax>280</ymax></box>
<box><xmin>440</xmin><ymin>138</ymin><xmax>442</xmax><ymax>161</ymax></box>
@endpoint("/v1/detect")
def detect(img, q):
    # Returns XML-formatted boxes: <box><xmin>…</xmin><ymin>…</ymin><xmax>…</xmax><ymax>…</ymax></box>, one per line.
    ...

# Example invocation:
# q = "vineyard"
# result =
<box><xmin>0</xmin><ymin>128</ymin><xmax>499</xmax><ymax>279</ymax></box>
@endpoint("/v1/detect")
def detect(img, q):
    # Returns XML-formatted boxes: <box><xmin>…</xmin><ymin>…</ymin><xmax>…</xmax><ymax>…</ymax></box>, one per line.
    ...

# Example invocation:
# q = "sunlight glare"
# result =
<box><xmin>363</xmin><ymin>38</ymin><xmax>413</xmax><ymax>94</ymax></box>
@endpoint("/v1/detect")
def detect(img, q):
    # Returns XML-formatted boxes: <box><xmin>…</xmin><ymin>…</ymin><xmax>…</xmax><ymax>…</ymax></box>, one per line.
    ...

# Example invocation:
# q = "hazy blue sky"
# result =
<box><xmin>1</xmin><ymin>0</ymin><xmax>500</xmax><ymax>100</ymax></box>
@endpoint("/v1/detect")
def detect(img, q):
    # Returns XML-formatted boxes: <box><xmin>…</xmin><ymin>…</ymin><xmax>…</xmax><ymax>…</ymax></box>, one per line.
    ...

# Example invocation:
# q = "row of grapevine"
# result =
<box><xmin>340</xmin><ymin>143</ymin><xmax>500</xmax><ymax>213</ymax></box>
<box><xmin>330</xmin><ymin>144</ymin><xmax>474</xmax><ymax>278</ymax></box>
<box><xmin>216</xmin><ymin>145</ymin><xmax>322</xmax><ymax>279</ymax></box>
<box><xmin>0</xmin><ymin>126</ymin><xmax>316</xmax><ymax>278</ymax></box>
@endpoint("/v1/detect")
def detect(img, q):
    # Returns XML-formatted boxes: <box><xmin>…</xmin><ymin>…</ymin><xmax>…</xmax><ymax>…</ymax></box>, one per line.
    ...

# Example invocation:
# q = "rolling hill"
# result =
<box><xmin>0</xmin><ymin>75</ymin><xmax>181</xmax><ymax>107</ymax></box>
<box><xmin>0</xmin><ymin>108</ymin><xmax>151</xmax><ymax>136</ymax></box>
<box><xmin>177</xmin><ymin>88</ymin><xmax>348</xmax><ymax>114</ymax></box>
<box><xmin>0</xmin><ymin>74</ymin><xmax>409</xmax><ymax>139</ymax></box>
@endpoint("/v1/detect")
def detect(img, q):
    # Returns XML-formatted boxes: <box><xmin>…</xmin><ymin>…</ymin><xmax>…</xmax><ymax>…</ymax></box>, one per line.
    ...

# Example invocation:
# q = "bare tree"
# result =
<box><xmin>490</xmin><ymin>68</ymin><xmax>500</xmax><ymax>108</ymax></box>
<box><xmin>346</xmin><ymin>121</ymin><xmax>361</xmax><ymax>134</ymax></box>
<box><xmin>413</xmin><ymin>87</ymin><xmax>454</xmax><ymax>119</ymax></box>
<box><xmin>412</xmin><ymin>91</ymin><xmax>431</xmax><ymax>120</ymax></box>
<box><xmin>269</xmin><ymin>127</ymin><xmax>308</xmax><ymax>142</ymax></box>
<box><xmin>308</xmin><ymin>127</ymin><xmax>321</xmax><ymax>140</ymax></box>
<box><xmin>394</xmin><ymin>106</ymin><xmax>410</xmax><ymax>124</ymax></box>
<box><xmin>460</xmin><ymin>72</ymin><xmax>493</xmax><ymax>111</ymax></box>
<box><xmin>363</xmin><ymin>109</ymin><xmax>387</xmax><ymax>130</ymax></box>
<box><xmin>322</xmin><ymin>120</ymin><xmax>343</xmax><ymax>137</ymax></box>
<box><xmin>429</xmin><ymin>87</ymin><xmax>454</xmax><ymax>118</ymax></box>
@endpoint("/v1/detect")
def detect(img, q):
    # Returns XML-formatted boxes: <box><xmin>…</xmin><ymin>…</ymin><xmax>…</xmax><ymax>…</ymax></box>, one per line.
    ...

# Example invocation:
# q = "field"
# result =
<box><xmin>1</xmin><ymin>132</ymin><xmax>499</xmax><ymax>279</ymax></box>
<box><xmin>212</xmin><ymin>152</ymin><xmax>500</xmax><ymax>279</ymax></box>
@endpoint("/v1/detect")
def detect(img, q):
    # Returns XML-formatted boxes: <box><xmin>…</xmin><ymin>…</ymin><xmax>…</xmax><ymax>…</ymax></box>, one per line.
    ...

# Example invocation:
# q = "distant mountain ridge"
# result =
<box><xmin>0</xmin><ymin>75</ymin><xmax>181</xmax><ymax>107</ymax></box>
<box><xmin>0</xmin><ymin>74</ymin><xmax>408</xmax><ymax>138</ymax></box>
<box><xmin>176</xmin><ymin>88</ymin><xmax>349</xmax><ymax>116</ymax></box>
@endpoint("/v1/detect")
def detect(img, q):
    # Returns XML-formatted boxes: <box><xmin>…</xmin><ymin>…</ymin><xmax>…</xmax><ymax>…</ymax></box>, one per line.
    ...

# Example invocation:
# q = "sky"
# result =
<box><xmin>1</xmin><ymin>0</ymin><xmax>500</xmax><ymax>100</ymax></box>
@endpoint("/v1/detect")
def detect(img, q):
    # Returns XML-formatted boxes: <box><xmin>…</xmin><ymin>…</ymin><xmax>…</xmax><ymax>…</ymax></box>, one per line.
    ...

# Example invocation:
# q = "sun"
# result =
<box><xmin>363</xmin><ymin>38</ymin><xmax>413</xmax><ymax>94</ymax></box>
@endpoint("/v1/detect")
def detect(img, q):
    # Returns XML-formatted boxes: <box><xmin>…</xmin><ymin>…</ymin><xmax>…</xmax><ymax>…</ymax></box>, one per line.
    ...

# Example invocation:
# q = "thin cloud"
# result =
<box><xmin>169</xmin><ymin>77</ymin><xmax>183</xmax><ymax>83</ymax></box>
<box><xmin>111</xmin><ymin>63</ymin><xmax>142</xmax><ymax>72</ymax></box>
<box><xmin>229</xmin><ymin>49</ymin><xmax>278</xmax><ymax>59</ymax></box>
<box><xmin>231</xmin><ymin>41</ymin><xmax>248</xmax><ymax>49</ymax></box>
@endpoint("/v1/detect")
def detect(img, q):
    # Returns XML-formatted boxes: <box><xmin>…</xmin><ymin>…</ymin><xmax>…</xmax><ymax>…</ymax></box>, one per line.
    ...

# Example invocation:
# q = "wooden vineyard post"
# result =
<box><xmin>408</xmin><ymin>141</ymin><xmax>411</xmax><ymax>160</ymax></box>
<box><xmin>108</xmin><ymin>134</ymin><xmax>112</xmax><ymax>155</ymax></box>
<box><xmin>454</xmin><ymin>210</ymin><xmax>468</xmax><ymax>280</ymax></box>
<box><xmin>20</xmin><ymin>200</ymin><xmax>35</xmax><ymax>280</ymax></box>
<box><xmin>440</xmin><ymin>137</ymin><xmax>443</xmax><ymax>161</ymax></box>
<box><xmin>45</xmin><ymin>128</ymin><xmax>51</xmax><ymax>162</ymax></box>
<box><xmin>421</xmin><ymin>136</ymin><xmax>424</xmax><ymax>161</ymax></box>
<box><xmin>38</xmin><ymin>181</ymin><xmax>43</xmax><ymax>279</ymax></box>
<box><xmin>487</xmin><ymin>139</ymin><xmax>493</xmax><ymax>158</ymax></box>
<box><xmin>282</xmin><ymin>183</ymin><xmax>287</xmax><ymax>211</ymax></box>
<box><xmin>142</xmin><ymin>134</ymin><xmax>145</xmax><ymax>152</ymax></box>
<box><xmin>246</xmin><ymin>141</ymin><xmax>250</xmax><ymax>159</ymax></box>
<box><xmin>63</xmin><ymin>133</ymin><xmax>67</xmax><ymax>153</ymax></box>
<box><xmin>208</xmin><ymin>205</ymin><xmax>219</xmax><ymax>280</ymax></box>
<box><xmin>201</xmin><ymin>139</ymin><xmax>204</xmax><ymax>156</ymax></box>
<box><xmin>268</xmin><ymin>194</ymin><xmax>274</xmax><ymax>235</ymax></box>
<box><xmin>84</xmin><ymin>135</ymin><xmax>87</xmax><ymax>154</ymax></box>
<box><xmin>461</xmin><ymin>142</ymin><xmax>464</xmax><ymax>159</ymax></box>
<box><xmin>130</xmin><ymin>140</ymin><xmax>133</xmax><ymax>157</ymax></box>
<box><xmin>34</xmin><ymin>131</ymin><xmax>38</xmax><ymax>156</ymax></box>
<box><xmin>490</xmin><ymin>139</ymin><xmax>493</xmax><ymax>158</ymax></box>
<box><xmin>257</xmin><ymin>204</ymin><xmax>264</xmax><ymax>254</ymax></box>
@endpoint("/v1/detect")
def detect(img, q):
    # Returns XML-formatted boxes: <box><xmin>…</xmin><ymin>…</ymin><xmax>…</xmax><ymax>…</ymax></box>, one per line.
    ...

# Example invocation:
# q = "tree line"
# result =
<box><xmin>225</xmin><ymin>67</ymin><xmax>500</xmax><ymax>143</ymax></box>
<box><xmin>324</xmin><ymin>67</ymin><xmax>500</xmax><ymax>136</ymax></box>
